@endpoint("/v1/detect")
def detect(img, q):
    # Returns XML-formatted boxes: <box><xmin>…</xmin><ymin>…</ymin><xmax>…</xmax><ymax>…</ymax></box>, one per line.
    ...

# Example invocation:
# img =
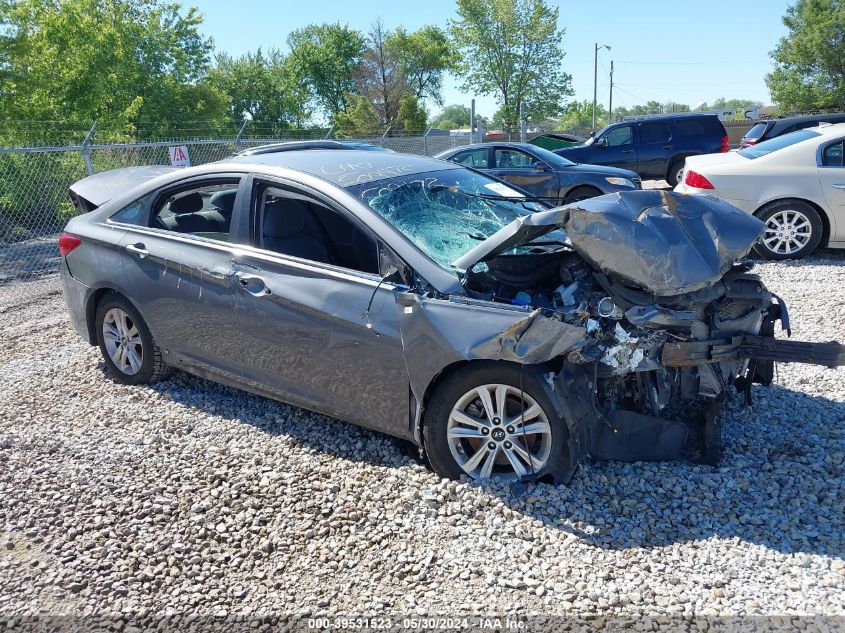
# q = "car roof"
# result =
<box><xmin>235</xmin><ymin>140</ymin><xmax>390</xmax><ymax>156</ymax></box>
<box><xmin>766</xmin><ymin>113</ymin><xmax>845</xmax><ymax>131</ymax></box>
<box><xmin>617</xmin><ymin>113</ymin><xmax>719</xmax><ymax>124</ymax></box>
<box><xmin>440</xmin><ymin>142</ymin><xmax>538</xmax><ymax>153</ymax></box>
<box><xmin>223</xmin><ymin>149</ymin><xmax>457</xmax><ymax>187</ymax></box>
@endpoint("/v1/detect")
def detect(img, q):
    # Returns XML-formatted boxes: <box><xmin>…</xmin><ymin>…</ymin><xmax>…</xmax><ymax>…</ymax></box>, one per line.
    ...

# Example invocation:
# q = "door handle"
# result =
<box><xmin>236</xmin><ymin>273</ymin><xmax>271</xmax><ymax>297</ymax></box>
<box><xmin>125</xmin><ymin>243</ymin><xmax>149</xmax><ymax>258</ymax></box>
<box><xmin>832</xmin><ymin>184</ymin><xmax>845</xmax><ymax>189</ymax></box>
<box><xmin>662</xmin><ymin>145</ymin><xmax>673</xmax><ymax>150</ymax></box>
<box><xmin>622</xmin><ymin>149</ymin><xmax>634</xmax><ymax>154</ymax></box>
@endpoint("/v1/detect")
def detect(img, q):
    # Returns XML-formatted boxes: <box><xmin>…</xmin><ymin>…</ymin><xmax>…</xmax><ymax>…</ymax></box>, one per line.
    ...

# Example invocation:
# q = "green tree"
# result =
<box><xmin>767</xmin><ymin>0</ymin><xmax>845</xmax><ymax>113</ymax></box>
<box><xmin>0</xmin><ymin>0</ymin><xmax>228</xmax><ymax>139</ymax></box>
<box><xmin>450</xmin><ymin>0</ymin><xmax>572</xmax><ymax>128</ymax></box>
<box><xmin>355</xmin><ymin>19</ymin><xmax>405</xmax><ymax>126</ymax></box>
<box><xmin>287</xmin><ymin>22</ymin><xmax>365</xmax><ymax>123</ymax></box>
<box><xmin>557</xmin><ymin>100</ymin><xmax>605</xmax><ymax>130</ymax></box>
<box><xmin>431</xmin><ymin>104</ymin><xmax>472</xmax><ymax>129</ymax></box>
<box><xmin>334</xmin><ymin>93</ymin><xmax>381</xmax><ymax>136</ymax></box>
<box><xmin>397</xmin><ymin>93</ymin><xmax>427</xmax><ymax>131</ymax></box>
<box><xmin>390</xmin><ymin>25</ymin><xmax>458</xmax><ymax>105</ymax></box>
<box><xmin>208</xmin><ymin>48</ymin><xmax>309</xmax><ymax>130</ymax></box>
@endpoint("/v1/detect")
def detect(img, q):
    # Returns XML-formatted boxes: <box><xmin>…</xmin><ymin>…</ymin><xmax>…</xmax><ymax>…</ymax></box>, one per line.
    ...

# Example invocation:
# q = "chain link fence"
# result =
<box><xmin>0</xmin><ymin>127</ymin><xmax>489</xmax><ymax>308</ymax></box>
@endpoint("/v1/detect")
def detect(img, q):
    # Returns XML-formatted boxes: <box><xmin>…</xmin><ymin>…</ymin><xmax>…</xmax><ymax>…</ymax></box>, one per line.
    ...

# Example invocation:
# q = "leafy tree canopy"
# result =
<box><xmin>0</xmin><ymin>0</ymin><xmax>228</xmax><ymax>138</ymax></box>
<box><xmin>767</xmin><ymin>0</ymin><xmax>845</xmax><ymax>113</ymax></box>
<box><xmin>450</xmin><ymin>0</ymin><xmax>572</xmax><ymax>128</ymax></box>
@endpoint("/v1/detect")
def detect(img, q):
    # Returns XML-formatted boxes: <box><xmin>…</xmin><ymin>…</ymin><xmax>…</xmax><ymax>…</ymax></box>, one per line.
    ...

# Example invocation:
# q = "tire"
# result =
<box><xmin>567</xmin><ymin>186</ymin><xmax>603</xmax><ymax>203</ymax></box>
<box><xmin>95</xmin><ymin>292</ymin><xmax>170</xmax><ymax>385</ymax></box>
<box><xmin>752</xmin><ymin>200</ymin><xmax>823</xmax><ymax>260</ymax></box>
<box><xmin>423</xmin><ymin>362</ymin><xmax>571</xmax><ymax>483</ymax></box>
<box><xmin>667</xmin><ymin>160</ymin><xmax>685</xmax><ymax>187</ymax></box>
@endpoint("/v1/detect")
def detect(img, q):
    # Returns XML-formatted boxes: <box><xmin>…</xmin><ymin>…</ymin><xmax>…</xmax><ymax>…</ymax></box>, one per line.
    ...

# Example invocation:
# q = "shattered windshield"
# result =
<box><xmin>348</xmin><ymin>169</ymin><xmax>548</xmax><ymax>270</ymax></box>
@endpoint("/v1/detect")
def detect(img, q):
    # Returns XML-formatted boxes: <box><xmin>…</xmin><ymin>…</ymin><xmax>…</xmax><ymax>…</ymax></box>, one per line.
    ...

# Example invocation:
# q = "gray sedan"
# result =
<box><xmin>59</xmin><ymin>149</ymin><xmax>844</xmax><ymax>483</ymax></box>
<box><xmin>435</xmin><ymin>142</ymin><xmax>641</xmax><ymax>202</ymax></box>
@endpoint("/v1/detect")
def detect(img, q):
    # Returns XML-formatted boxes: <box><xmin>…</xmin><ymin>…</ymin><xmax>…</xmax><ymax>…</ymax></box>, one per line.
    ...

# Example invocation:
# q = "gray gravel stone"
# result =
<box><xmin>0</xmin><ymin>250</ymin><xmax>843</xmax><ymax>618</ymax></box>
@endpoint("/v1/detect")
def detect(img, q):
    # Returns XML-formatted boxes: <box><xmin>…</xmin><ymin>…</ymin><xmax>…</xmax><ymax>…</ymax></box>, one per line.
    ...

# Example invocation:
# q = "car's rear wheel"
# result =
<box><xmin>752</xmin><ymin>200</ymin><xmax>823</xmax><ymax>260</ymax></box>
<box><xmin>567</xmin><ymin>185</ymin><xmax>603</xmax><ymax>202</ymax></box>
<box><xmin>667</xmin><ymin>160</ymin><xmax>685</xmax><ymax>187</ymax></box>
<box><xmin>423</xmin><ymin>363</ymin><xmax>570</xmax><ymax>482</ymax></box>
<box><xmin>95</xmin><ymin>292</ymin><xmax>170</xmax><ymax>384</ymax></box>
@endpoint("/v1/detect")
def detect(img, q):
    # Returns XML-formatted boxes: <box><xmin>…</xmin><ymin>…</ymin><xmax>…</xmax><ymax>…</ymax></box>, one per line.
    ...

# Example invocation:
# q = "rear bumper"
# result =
<box><xmin>60</xmin><ymin>260</ymin><xmax>92</xmax><ymax>343</ymax></box>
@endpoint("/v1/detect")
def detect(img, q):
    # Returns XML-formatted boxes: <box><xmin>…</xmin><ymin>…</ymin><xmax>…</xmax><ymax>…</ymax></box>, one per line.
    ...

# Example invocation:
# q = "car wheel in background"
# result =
<box><xmin>567</xmin><ymin>185</ymin><xmax>603</xmax><ymax>203</ymax></box>
<box><xmin>95</xmin><ymin>292</ymin><xmax>171</xmax><ymax>384</ymax></box>
<box><xmin>423</xmin><ymin>363</ymin><xmax>571</xmax><ymax>483</ymax></box>
<box><xmin>667</xmin><ymin>160</ymin><xmax>685</xmax><ymax>187</ymax></box>
<box><xmin>752</xmin><ymin>200</ymin><xmax>823</xmax><ymax>260</ymax></box>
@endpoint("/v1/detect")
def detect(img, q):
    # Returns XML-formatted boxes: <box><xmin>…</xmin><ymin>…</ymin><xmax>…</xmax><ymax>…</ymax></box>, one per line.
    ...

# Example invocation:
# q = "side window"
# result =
<box><xmin>822</xmin><ymin>141</ymin><xmax>844</xmax><ymax>167</ymax></box>
<box><xmin>453</xmin><ymin>148</ymin><xmax>489</xmax><ymax>168</ymax></box>
<box><xmin>110</xmin><ymin>193</ymin><xmax>153</xmax><ymax>226</ymax></box>
<box><xmin>151</xmin><ymin>181</ymin><xmax>238</xmax><ymax>240</ymax></box>
<box><xmin>603</xmin><ymin>126</ymin><xmax>633</xmax><ymax>147</ymax></box>
<box><xmin>494</xmin><ymin>148</ymin><xmax>537</xmax><ymax>168</ymax></box>
<box><xmin>676</xmin><ymin>119</ymin><xmax>707</xmax><ymax>136</ymax></box>
<box><xmin>640</xmin><ymin>122</ymin><xmax>671</xmax><ymax>144</ymax></box>
<box><xmin>257</xmin><ymin>185</ymin><xmax>380</xmax><ymax>275</ymax></box>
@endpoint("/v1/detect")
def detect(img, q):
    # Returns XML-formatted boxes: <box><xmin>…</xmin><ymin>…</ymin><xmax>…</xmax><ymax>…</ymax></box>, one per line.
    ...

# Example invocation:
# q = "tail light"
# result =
<box><xmin>720</xmin><ymin>135</ymin><xmax>729</xmax><ymax>152</ymax></box>
<box><xmin>743</xmin><ymin>138</ymin><xmax>757</xmax><ymax>146</ymax></box>
<box><xmin>58</xmin><ymin>233</ymin><xmax>81</xmax><ymax>257</ymax></box>
<box><xmin>684</xmin><ymin>170</ymin><xmax>715</xmax><ymax>190</ymax></box>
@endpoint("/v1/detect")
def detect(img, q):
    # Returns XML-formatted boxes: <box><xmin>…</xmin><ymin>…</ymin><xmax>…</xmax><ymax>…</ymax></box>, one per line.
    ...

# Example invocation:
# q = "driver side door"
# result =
<box><xmin>231</xmin><ymin>178</ymin><xmax>413</xmax><ymax>438</ymax></box>
<box><xmin>591</xmin><ymin>124</ymin><xmax>638</xmax><ymax>172</ymax></box>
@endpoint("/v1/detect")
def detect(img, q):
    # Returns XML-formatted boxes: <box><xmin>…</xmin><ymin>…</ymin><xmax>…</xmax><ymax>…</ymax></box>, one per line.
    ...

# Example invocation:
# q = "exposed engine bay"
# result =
<box><xmin>461</xmin><ymin>241</ymin><xmax>785</xmax><ymax>466</ymax></box>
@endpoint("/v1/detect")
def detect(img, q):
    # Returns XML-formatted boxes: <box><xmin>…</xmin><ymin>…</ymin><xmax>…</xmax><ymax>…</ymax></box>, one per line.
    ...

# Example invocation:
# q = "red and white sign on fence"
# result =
<box><xmin>169</xmin><ymin>145</ymin><xmax>190</xmax><ymax>167</ymax></box>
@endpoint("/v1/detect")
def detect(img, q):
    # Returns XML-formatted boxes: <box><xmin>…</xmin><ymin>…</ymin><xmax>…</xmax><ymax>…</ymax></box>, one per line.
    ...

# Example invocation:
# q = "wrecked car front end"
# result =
<box><xmin>427</xmin><ymin>190</ymin><xmax>843</xmax><ymax>480</ymax></box>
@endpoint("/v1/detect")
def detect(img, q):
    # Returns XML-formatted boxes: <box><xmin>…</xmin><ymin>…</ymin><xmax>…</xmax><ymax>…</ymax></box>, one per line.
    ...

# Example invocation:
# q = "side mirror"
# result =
<box><xmin>595</xmin><ymin>137</ymin><xmax>607</xmax><ymax>148</ymax></box>
<box><xmin>533</xmin><ymin>161</ymin><xmax>549</xmax><ymax>172</ymax></box>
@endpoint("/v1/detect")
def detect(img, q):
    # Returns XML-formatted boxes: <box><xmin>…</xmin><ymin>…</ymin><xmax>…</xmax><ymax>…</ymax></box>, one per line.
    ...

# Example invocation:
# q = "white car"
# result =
<box><xmin>674</xmin><ymin>123</ymin><xmax>845</xmax><ymax>259</ymax></box>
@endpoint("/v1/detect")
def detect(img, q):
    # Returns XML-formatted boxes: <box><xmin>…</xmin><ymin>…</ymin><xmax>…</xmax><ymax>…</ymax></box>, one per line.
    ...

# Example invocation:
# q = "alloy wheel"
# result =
<box><xmin>447</xmin><ymin>384</ymin><xmax>552</xmax><ymax>481</ymax></box>
<box><xmin>675</xmin><ymin>166</ymin><xmax>684</xmax><ymax>186</ymax></box>
<box><xmin>102</xmin><ymin>307</ymin><xmax>144</xmax><ymax>375</ymax></box>
<box><xmin>762</xmin><ymin>209</ymin><xmax>812</xmax><ymax>256</ymax></box>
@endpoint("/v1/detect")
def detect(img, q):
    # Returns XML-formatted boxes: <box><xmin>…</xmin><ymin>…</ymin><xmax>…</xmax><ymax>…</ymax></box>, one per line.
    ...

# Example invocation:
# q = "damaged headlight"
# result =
<box><xmin>604</xmin><ymin>177</ymin><xmax>635</xmax><ymax>187</ymax></box>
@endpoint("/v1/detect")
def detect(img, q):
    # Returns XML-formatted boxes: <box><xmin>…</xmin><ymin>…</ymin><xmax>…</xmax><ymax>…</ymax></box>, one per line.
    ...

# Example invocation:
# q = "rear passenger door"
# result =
<box><xmin>637</xmin><ymin>121</ymin><xmax>673</xmax><ymax>178</ymax></box>
<box><xmin>489</xmin><ymin>147</ymin><xmax>558</xmax><ymax>198</ymax></box>
<box><xmin>818</xmin><ymin>138</ymin><xmax>845</xmax><ymax>243</ymax></box>
<box><xmin>116</xmin><ymin>176</ymin><xmax>246</xmax><ymax>379</ymax></box>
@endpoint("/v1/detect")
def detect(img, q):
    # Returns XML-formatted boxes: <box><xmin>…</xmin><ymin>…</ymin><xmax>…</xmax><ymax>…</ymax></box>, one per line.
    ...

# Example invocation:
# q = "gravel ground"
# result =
<box><xmin>1</xmin><ymin>251</ymin><xmax>844</xmax><ymax>623</ymax></box>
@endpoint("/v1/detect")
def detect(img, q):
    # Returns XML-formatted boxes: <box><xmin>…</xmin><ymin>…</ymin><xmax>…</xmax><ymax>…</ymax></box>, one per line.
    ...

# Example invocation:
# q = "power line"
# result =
<box><xmin>616</xmin><ymin>60</ymin><xmax>768</xmax><ymax>66</ymax></box>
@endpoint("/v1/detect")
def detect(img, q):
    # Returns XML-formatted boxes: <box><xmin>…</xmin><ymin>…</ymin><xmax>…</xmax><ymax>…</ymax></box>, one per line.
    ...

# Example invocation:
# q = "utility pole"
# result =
<box><xmin>470</xmin><ymin>98</ymin><xmax>476</xmax><ymax>144</ymax></box>
<box><xmin>519</xmin><ymin>100</ymin><xmax>525</xmax><ymax>142</ymax></box>
<box><xmin>608</xmin><ymin>60</ymin><xmax>614</xmax><ymax>124</ymax></box>
<box><xmin>592</xmin><ymin>43</ymin><xmax>611</xmax><ymax>130</ymax></box>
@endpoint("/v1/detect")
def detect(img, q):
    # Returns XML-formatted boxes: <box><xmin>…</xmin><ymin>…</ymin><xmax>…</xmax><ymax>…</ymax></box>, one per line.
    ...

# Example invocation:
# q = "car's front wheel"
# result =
<box><xmin>423</xmin><ymin>363</ymin><xmax>570</xmax><ymax>482</ymax></box>
<box><xmin>95</xmin><ymin>292</ymin><xmax>170</xmax><ymax>384</ymax></box>
<box><xmin>752</xmin><ymin>200</ymin><xmax>823</xmax><ymax>260</ymax></box>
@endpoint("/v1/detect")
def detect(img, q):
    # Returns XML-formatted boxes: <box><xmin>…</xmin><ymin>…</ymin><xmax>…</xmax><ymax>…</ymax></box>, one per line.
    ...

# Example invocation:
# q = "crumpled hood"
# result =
<box><xmin>452</xmin><ymin>190</ymin><xmax>765</xmax><ymax>295</ymax></box>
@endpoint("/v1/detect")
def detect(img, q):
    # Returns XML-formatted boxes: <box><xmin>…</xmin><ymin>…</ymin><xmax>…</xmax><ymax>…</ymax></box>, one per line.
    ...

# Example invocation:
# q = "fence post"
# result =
<box><xmin>234</xmin><ymin>119</ymin><xmax>249</xmax><ymax>152</ymax></box>
<box><xmin>423</xmin><ymin>127</ymin><xmax>431</xmax><ymax>156</ymax></box>
<box><xmin>324</xmin><ymin>126</ymin><xmax>334</xmax><ymax>139</ymax></box>
<box><xmin>81</xmin><ymin>122</ymin><xmax>97</xmax><ymax>176</ymax></box>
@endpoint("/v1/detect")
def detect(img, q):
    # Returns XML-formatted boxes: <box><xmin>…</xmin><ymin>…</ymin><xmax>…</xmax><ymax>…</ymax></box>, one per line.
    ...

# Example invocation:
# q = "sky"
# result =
<box><xmin>195</xmin><ymin>0</ymin><xmax>791</xmax><ymax>120</ymax></box>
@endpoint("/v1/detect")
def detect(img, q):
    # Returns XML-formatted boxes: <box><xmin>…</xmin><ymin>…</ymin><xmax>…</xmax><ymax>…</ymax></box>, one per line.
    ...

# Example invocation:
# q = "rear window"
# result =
<box><xmin>822</xmin><ymin>141</ymin><xmax>844</xmax><ymax>167</ymax></box>
<box><xmin>676</xmin><ymin>117</ymin><xmax>724</xmax><ymax>137</ymax></box>
<box><xmin>738</xmin><ymin>129</ymin><xmax>821</xmax><ymax>159</ymax></box>
<box><xmin>744</xmin><ymin>123</ymin><xmax>768</xmax><ymax>140</ymax></box>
